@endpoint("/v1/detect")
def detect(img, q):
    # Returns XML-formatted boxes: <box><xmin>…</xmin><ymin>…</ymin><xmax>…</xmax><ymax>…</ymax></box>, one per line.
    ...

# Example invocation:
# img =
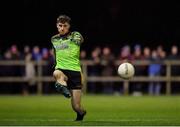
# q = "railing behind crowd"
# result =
<box><xmin>0</xmin><ymin>60</ymin><xmax>180</xmax><ymax>95</ymax></box>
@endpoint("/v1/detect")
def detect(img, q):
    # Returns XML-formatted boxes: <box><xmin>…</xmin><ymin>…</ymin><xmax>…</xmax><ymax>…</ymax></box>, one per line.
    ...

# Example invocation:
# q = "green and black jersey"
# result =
<box><xmin>51</xmin><ymin>31</ymin><xmax>83</xmax><ymax>72</ymax></box>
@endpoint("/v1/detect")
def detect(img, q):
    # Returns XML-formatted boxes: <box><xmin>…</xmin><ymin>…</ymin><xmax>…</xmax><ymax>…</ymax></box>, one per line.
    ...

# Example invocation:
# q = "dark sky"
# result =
<box><xmin>1</xmin><ymin>0</ymin><xmax>180</xmax><ymax>51</ymax></box>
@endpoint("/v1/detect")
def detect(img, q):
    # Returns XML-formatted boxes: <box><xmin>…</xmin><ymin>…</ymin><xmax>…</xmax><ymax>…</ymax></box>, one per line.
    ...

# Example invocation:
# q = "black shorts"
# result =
<box><xmin>56</xmin><ymin>68</ymin><xmax>82</xmax><ymax>90</ymax></box>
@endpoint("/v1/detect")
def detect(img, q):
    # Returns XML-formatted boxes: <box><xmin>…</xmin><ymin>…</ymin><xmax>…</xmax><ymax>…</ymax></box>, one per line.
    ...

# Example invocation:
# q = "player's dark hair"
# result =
<box><xmin>57</xmin><ymin>15</ymin><xmax>71</xmax><ymax>24</ymax></box>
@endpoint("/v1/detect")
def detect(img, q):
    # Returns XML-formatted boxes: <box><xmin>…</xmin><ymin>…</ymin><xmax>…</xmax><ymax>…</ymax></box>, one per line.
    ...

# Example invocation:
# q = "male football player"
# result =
<box><xmin>51</xmin><ymin>15</ymin><xmax>86</xmax><ymax>121</ymax></box>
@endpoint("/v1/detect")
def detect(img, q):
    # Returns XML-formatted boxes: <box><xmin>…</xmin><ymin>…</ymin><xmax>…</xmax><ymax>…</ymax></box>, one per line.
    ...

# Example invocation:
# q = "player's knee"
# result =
<box><xmin>53</xmin><ymin>70</ymin><xmax>62</xmax><ymax>78</ymax></box>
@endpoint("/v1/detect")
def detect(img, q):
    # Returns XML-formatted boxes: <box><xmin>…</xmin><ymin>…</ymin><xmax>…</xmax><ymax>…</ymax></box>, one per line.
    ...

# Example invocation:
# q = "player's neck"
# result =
<box><xmin>59</xmin><ymin>31</ymin><xmax>71</xmax><ymax>38</ymax></box>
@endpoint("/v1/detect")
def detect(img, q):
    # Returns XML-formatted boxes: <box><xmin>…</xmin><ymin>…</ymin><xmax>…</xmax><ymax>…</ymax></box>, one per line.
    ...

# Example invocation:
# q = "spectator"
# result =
<box><xmin>23</xmin><ymin>45</ymin><xmax>31</xmax><ymax>56</ymax></box>
<box><xmin>143</xmin><ymin>47</ymin><xmax>151</xmax><ymax>60</ymax></box>
<box><xmin>10</xmin><ymin>45</ymin><xmax>20</xmax><ymax>60</ymax></box>
<box><xmin>101</xmin><ymin>47</ymin><xmax>115</xmax><ymax>94</ymax></box>
<box><xmin>32</xmin><ymin>46</ymin><xmax>42</xmax><ymax>61</ymax></box>
<box><xmin>22</xmin><ymin>45</ymin><xmax>32</xmax><ymax>95</ymax></box>
<box><xmin>167</xmin><ymin>45</ymin><xmax>180</xmax><ymax>94</ymax></box>
<box><xmin>42</xmin><ymin>48</ymin><xmax>50</xmax><ymax>75</ymax></box>
<box><xmin>41</xmin><ymin>48</ymin><xmax>52</xmax><ymax>93</ymax></box>
<box><xmin>4</xmin><ymin>46</ymin><xmax>22</xmax><ymax>94</ymax></box>
<box><xmin>143</xmin><ymin>47</ymin><xmax>151</xmax><ymax>75</ymax></box>
<box><xmin>142</xmin><ymin>47</ymin><xmax>151</xmax><ymax>94</ymax></box>
<box><xmin>148</xmin><ymin>50</ymin><xmax>162</xmax><ymax>95</ymax></box>
<box><xmin>31</xmin><ymin>46</ymin><xmax>41</xmax><ymax>90</ymax></box>
<box><xmin>131</xmin><ymin>44</ymin><xmax>144</xmax><ymax>95</ymax></box>
<box><xmin>88</xmin><ymin>47</ymin><xmax>102</xmax><ymax>93</ymax></box>
<box><xmin>168</xmin><ymin>45</ymin><xmax>180</xmax><ymax>75</ymax></box>
<box><xmin>24</xmin><ymin>51</ymin><xmax>36</xmax><ymax>95</ymax></box>
<box><xmin>119</xmin><ymin>45</ymin><xmax>132</xmax><ymax>62</ymax></box>
<box><xmin>10</xmin><ymin>45</ymin><xmax>22</xmax><ymax>76</ymax></box>
<box><xmin>80</xmin><ymin>50</ymin><xmax>87</xmax><ymax>60</ymax></box>
<box><xmin>158</xmin><ymin>48</ymin><xmax>167</xmax><ymax>75</ymax></box>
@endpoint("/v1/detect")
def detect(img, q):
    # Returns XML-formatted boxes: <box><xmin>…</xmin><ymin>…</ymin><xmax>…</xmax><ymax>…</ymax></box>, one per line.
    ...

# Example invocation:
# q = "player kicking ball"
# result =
<box><xmin>51</xmin><ymin>15</ymin><xmax>86</xmax><ymax>121</ymax></box>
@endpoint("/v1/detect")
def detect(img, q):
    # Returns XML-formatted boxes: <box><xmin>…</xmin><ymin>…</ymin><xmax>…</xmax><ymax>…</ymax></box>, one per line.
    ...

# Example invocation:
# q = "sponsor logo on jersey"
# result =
<box><xmin>54</xmin><ymin>43</ymin><xmax>69</xmax><ymax>50</ymax></box>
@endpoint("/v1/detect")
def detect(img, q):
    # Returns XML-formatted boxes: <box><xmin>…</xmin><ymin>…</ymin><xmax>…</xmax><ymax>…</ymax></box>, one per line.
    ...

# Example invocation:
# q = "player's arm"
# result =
<box><xmin>71</xmin><ymin>31</ymin><xmax>84</xmax><ymax>45</ymax></box>
<box><xmin>51</xmin><ymin>36</ymin><xmax>57</xmax><ymax>68</ymax></box>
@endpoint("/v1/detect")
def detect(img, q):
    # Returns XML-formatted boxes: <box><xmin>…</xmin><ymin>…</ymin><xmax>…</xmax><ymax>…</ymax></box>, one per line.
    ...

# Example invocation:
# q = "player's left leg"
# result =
<box><xmin>71</xmin><ymin>89</ymin><xmax>86</xmax><ymax>121</ymax></box>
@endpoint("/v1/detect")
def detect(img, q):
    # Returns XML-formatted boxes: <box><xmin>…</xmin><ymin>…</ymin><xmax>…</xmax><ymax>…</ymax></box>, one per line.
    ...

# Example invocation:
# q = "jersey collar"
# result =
<box><xmin>58</xmin><ymin>31</ymin><xmax>71</xmax><ymax>38</ymax></box>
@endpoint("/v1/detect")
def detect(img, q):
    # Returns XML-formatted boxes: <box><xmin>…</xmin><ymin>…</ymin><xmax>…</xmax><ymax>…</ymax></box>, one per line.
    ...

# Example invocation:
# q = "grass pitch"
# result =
<box><xmin>0</xmin><ymin>95</ymin><xmax>180</xmax><ymax>126</ymax></box>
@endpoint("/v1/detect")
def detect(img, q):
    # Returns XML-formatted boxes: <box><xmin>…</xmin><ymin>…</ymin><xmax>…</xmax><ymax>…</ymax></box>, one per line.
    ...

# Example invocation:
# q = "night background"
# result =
<box><xmin>0</xmin><ymin>0</ymin><xmax>180</xmax><ymax>53</ymax></box>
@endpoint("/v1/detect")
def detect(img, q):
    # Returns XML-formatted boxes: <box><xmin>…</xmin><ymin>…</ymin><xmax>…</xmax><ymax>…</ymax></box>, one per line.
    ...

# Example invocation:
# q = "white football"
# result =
<box><xmin>118</xmin><ymin>62</ymin><xmax>135</xmax><ymax>79</ymax></box>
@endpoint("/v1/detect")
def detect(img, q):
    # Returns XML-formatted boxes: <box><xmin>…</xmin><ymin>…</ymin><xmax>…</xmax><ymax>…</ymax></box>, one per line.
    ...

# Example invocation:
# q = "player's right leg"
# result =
<box><xmin>71</xmin><ymin>89</ymin><xmax>86</xmax><ymax>121</ymax></box>
<box><xmin>53</xmin><ymin>69</ymin><xmax>71</xmax><ymax>98</ymax></box>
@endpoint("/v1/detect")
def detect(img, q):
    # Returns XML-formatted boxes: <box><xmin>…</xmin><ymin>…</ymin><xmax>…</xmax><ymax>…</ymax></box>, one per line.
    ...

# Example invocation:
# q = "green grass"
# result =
<box><xmin>0</xmin><ymin>95</ymin><xmax>180</xmax><ymax>126</ymax></box>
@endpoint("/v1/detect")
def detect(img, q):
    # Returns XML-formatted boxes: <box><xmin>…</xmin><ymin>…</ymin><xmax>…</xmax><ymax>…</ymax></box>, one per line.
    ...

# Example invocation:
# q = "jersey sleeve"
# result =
<box><xmin>71</xmin><ymin>31</ymin><xmax>84</xmax><ymax>45</ymax></box>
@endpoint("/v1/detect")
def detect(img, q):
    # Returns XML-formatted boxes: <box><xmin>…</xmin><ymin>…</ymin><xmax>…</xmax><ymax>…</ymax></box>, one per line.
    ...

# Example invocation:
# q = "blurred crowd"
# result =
<box><xmin>0</xmin><ymin>44</ymin><xmax>180</xmax><ymax>95</ymax></box>
<box><xmin>0</xmin><ymin>45</ymin><xmax>55</xmax><ymax>95</ymax></box>
<box><xmin>82</xmin><ymin>44</ymin><xmax>180</xmax><ymax>95</ymax></box>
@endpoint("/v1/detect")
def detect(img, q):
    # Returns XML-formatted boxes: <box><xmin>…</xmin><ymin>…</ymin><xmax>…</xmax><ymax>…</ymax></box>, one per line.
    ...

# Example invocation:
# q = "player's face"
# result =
<box><xmin>57</xmin><ymin>22</ymin><xmax>70</xmax><ymax>35</ymax></box>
